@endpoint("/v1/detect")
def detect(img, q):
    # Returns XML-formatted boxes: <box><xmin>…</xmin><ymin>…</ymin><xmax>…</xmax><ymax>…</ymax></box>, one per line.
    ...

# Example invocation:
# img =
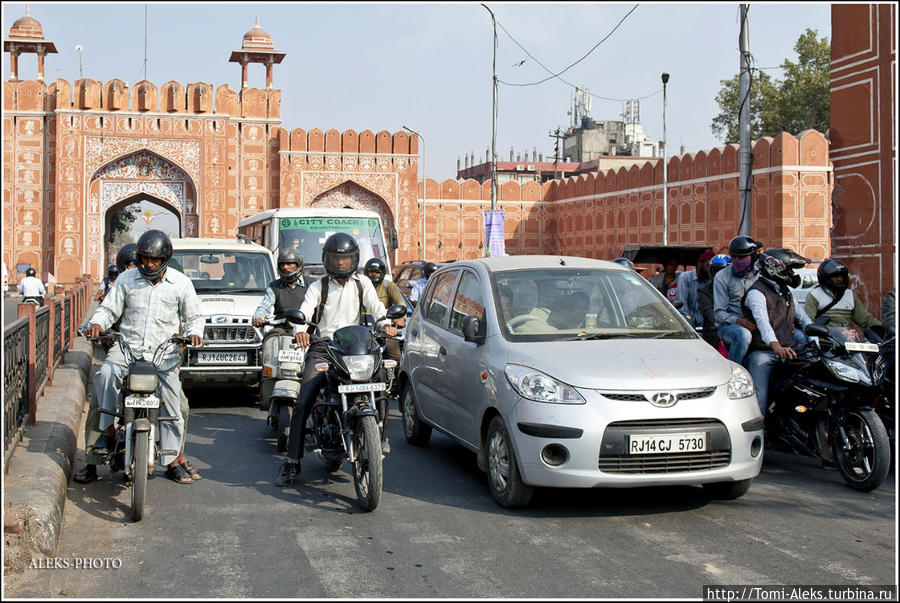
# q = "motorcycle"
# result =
<box><xmin>258</xmin><ymin>319</ymin><xmax>305</xmax><ymax>453</ymax></box>
<box><xmin>21</xmin><ymin>294</ymin><xmax>43</xmax><ymax>306</ymax></box>
<box><xmin>284</xmin><ymin>304</ymin><xmax>406</xmax><ymax>512</ymax></box>
<box><xmin>82</xmin><ymin>329</ymin><xmax>191</xmax><ymax>521</ymax></box>
<box><xmin>765</xmin><ymin>323</ymin><xmax>891</xmax><ymax>492</ymax></box>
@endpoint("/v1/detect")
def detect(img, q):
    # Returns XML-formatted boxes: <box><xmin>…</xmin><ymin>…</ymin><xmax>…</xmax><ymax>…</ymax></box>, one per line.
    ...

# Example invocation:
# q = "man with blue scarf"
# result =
<box><xmin>713</xmin><ymin>235</ymin><xmax>762</xmax><ymax>366</ymax></box>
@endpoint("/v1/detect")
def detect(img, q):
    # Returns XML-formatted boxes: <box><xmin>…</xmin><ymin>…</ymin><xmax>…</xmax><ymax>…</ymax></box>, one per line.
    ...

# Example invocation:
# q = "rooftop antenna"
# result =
<box><xmin>75</xmin><ymin>45</ymin><xmax>83</xmax><ymax>79</ymax></box>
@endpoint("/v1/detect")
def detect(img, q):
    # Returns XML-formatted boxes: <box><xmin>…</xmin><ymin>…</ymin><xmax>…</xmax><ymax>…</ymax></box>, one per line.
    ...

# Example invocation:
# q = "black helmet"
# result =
<box><xmin>107</xmin><ymin>264</ymin><xmax>120</xmax><ymax>279</ymax></box>
<box><xmin>709</xmin><ymin>254</ymin><xmax>731</xmax><ymax>276</ymax></box>
<box><xmin>277</xmin><ymin>247</ymin><xmax>303</xmax><ymax>282</ymax></box>
<box><xmin>116</xmin><ymin>242</ymin><xmax>138</xmax><ymax>272</ymax></box>
<box><xmin>364</xmin><ymin>258</ymin><xmax>387</xmax><ymax>286</ymax></box>
<box><xmin>612</xmin><ymin>257</ymin><xmax>635</xmax><ymax>271</ymax></box>
<box><xmin>322</xmin><ymin>233</ymin><xmax>359</xmax><ymax>280</ymax></box>
<box><xmin>757</xmin><ymin>248</ymin><xmax>809</xmax><ymax>289</ymax></box>
<box><xmin>729</xmin><ymin>235</ymin><xmax>761</xmax><ymax>258</ymax></box>
<box><xmin>422</xmin><ymin>262</ymin><xmax>438</xmax><ymax>279</ymax></box>
<box><xmin>135</xmin><ymin>229</ymin><xmax>173</xmax><ymax>281</ymax></box>
<box><xmin>25</xmin><ymin>267</ymin><xmax>36</xmax><ymax>277</ymax></box>
<box><xmin>817</xmin><ymin>258</ymin><xmax>849</xmax><ymax>299</ymax></box>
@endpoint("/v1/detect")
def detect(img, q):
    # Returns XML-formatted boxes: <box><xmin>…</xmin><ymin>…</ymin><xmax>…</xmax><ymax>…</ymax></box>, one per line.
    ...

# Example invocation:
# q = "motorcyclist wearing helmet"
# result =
<box><xmin>409</xmin><ymin>262</ymin><xmax>438</xmax><ymax>305</ymax></box>
<box><xmin>17</xmin><ymin>266</ymin><xmax>46</xmax><ymax>305</ymax></box>
<box><xmin>697</xmin><ymin>254</ymin><xmax>731</xmax><ymax>349</ymax></box>
<box><xmin>364</xmin><ymin>258</ymin><xmax>406</xmax><ymax>397</ymax></box>
<box><xmin>804</xmin><ymin>258</ymin><xmax>881</xmax><ymax>330</ymax></box>
<box><xmin>276</xmin><ymin>233</ymin><xmax>399</xmax><ymax>486</ymax></box>
<box><xmin>713</xmin><ymin>235</ymin><xmax>763</xmax><ymax>365</ymax></box>
<box><xmin>116</xmin><ymin>242</ymin><xmax>139</xmax><ymax>273</ymax></box>
<box><xmin>252</xmin><ymin>247</ymin><xmax>307</xmax><ymax>329</ymax></box>
<box><xmin>83</xmin><ymin>230</ymin><xmax>205</xmax><ymax>484</ymax></box>
<box><xmin>95</xmin><ymin>264</ymin><xmax>120</xmax><ymax>302</ymax></box>
<box><xmin>741</xmin><ymin>248</ymin><xmax>813</xmax><ymax>415</ymax></box>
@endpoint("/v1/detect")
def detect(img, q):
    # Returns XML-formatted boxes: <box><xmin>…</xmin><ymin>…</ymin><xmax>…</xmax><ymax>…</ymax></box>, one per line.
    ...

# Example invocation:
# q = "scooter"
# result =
<box><xmin>258</xmin><ymin>318</ymin><xmax>305</xmax><ymax>453</ymax></box>
<box><xmin>81</xmin><ymin>329</ymin><xmax>191</xmax><ymax>521</ymax></box>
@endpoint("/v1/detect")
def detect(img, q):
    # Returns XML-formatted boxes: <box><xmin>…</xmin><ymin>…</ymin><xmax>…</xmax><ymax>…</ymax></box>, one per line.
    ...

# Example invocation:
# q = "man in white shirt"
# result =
<box><xmin>84</xmin><ymin>230</ymin><xmax>204</xmax><ymax>484</ymax></box>
<box><xmin>408</xmin><ymin>262</ymin><xmax>438</xmax><ymax>305</ymax></box>
<box><xmin>276</xmin><ymin>233</ymin><xmax>397</xmax><ymax>486</ymax></box>
<box><xmin>17</xmin><ymin>267</ymin><xmax>46</xmax><ymax>305</ymax></box>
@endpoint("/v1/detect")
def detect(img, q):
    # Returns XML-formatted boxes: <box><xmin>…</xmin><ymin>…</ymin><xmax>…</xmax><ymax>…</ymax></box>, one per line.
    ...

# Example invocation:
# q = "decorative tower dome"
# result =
<box><xmin>4</xmin><ymin>6</ymin><xmax>57</xmax><ymax>81</ymax></box>
<box><xmin>241</xmin><ymin>17</ymin><xmax>274</xmax><ymax>50</ymax></box>
<box><xmin>9</xmin><ymin>13</ymin><xmax>43</xmax><ymax>40</ymax></box>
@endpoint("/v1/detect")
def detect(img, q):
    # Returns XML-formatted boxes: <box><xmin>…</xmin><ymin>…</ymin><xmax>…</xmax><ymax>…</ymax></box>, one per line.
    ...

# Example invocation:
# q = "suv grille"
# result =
<box><xmin>203</xmin><ymin>318</ymin><xmax>259</xmax><ymax>343</ymax></box>
<box><xmin>601</xmin><ymin>388</ymin><xmax>716</xmax><ymax>403</ymax></box>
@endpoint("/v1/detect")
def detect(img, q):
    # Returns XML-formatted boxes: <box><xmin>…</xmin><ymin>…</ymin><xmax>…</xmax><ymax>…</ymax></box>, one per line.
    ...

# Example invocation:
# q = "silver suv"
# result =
<box><xmin>171</xmin><ymin>237</ymin><xmax>276</xmax><ymax>389</ymax></box>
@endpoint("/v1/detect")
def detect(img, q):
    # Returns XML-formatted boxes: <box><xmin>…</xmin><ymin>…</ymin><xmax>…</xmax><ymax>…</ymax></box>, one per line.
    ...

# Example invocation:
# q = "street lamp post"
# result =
<box><xmin>402</xmin><ymin>125</ymin><xmax>426</xmax><ymax>261</ymax></box>
<box><xmin>661</xmin><ymin>72</ymin><xmax>669</xmax><ymax>245</ymax></box>
<box><xmin>481</xmin><ymin>4</ymin><xmax>499</xmax><ymax>212</ymax></box>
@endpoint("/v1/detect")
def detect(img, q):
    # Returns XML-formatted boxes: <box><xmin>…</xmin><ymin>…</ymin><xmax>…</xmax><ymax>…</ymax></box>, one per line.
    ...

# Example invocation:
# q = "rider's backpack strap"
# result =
<box><xmin>356</xmin><ymin>277</ymin><xmax>364</xmax><ymax>326</ymax></box>
<box><xmin>308</xmin><ymin>276</ymin><xmax>329</xmax><ymax>335</ymax></box>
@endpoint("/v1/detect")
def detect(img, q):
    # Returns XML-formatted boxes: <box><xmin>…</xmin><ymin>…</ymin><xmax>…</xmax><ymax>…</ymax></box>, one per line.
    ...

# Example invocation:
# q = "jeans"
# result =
<box><xmin>718</xmin><ymin>323</ymin><xmax>752</xmax><ymax>366</ymax></box>
<box><xmin>745</xmin><ymin>331</ymin><xmax>810</xmax><ymax>415</ymax></box>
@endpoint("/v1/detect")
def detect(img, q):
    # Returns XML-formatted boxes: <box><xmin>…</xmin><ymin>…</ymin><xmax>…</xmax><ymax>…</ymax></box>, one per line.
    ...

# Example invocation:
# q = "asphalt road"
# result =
<box><xmin>5</xmin><ymin>387</ymin><xmax>896</xmax><ymax>598</ymax></box>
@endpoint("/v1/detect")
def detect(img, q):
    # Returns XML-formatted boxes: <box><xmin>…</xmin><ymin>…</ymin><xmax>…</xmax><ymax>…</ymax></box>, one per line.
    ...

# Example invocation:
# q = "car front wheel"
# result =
<box><xmin>401</xmin><ymin>383</ymin><xmax>431</xmax><ymax>446</ymax></box>
<box><xmin>485</xmin><ymin>415</ymin><xmax>533</xmax><ymax>508</ymax></box>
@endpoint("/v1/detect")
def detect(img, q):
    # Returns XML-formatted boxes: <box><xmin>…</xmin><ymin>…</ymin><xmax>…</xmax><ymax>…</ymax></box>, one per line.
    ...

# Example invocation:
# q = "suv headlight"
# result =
<box><xmin>727</xmin><ymin>364</ymin><xmax>755</xmax><ymax>399</ymax></box>
<box><xmin>505</xmin><ymin>364</ymin><xmax>585</xmax><ymax>404</ymax></box>
<box><xmin>824</xmin><ymin>359</ymin><xmax>860</xmax><ymax>383</ymax></box>
<box><xmin>345</xmin><ymin>355</ymin><xmax>375</xmax><ymax>382</ymax></box>
<box><xmin>128</xmin><ymin>373</ymin><xmax>159</xmax><ymax>393</ymax></box>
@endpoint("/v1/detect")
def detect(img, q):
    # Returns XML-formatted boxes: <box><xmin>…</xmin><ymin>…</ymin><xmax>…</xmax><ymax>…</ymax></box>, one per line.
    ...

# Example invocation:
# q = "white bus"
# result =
<box><xmin>237</xmin><ymin>208</ymin><xmax>397</xmax><ymax>282</ymax></box>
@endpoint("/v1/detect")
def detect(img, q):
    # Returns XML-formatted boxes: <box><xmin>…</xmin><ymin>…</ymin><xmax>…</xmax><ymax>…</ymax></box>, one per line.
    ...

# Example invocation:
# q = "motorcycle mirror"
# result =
<box><xmin>671</xmin><ymin>299</ymin><xmax>684</xmax><ymax>310</ymax></box>
<box><xmin>284</xmin><ymin>309</ymin><xmax>307</xmax><ymax>325</ymax></box>
<box><xmin>804</xmin><ymin>324</ymin><xmax>829</xmax><ymax>339</ymax></box>
<box><xmin>385</xmin><ymin>304</ymin><xmax>406</xmax><ymax>320</ymax></box>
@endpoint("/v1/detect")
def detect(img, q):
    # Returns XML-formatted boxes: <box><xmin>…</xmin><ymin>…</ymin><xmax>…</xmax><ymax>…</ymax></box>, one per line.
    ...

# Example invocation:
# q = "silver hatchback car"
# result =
<box><xmin>398</xmin><ymin>256</ymin><xmax>764</xmax><ymax>508</ymax></box>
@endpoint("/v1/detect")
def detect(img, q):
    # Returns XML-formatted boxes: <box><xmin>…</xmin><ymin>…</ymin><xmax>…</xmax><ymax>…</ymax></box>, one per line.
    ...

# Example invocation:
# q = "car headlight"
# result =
<box><xmin>505</xmin><ymin>364</ymin><xmax>585</xmax><ymax>404</ymax></box>
<box><xmin>345</xmin><ymin>355</ymin><xmax>375</xmax><ymax>382</ymax></box>
<box><xmin>128</xmin><ymin>373</ymin><xmax>159</xmax><ymax>393</ymax></box>
<box><xmin>727</xmin><ymin>364</ymin><xmax>755</xmax><ymax>399</ymax></box>
<box><xmin>824</xmin><ymin>359</ymin><xmax>860</xmax><ymax>383</ymax></box>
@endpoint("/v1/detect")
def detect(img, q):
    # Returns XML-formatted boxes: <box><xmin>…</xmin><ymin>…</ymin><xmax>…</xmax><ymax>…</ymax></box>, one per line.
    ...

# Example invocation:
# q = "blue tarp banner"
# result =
<box><xmin>483</xmin><ymin>210</ymin><xmax>506</xmax><ymax>257</ymax></box>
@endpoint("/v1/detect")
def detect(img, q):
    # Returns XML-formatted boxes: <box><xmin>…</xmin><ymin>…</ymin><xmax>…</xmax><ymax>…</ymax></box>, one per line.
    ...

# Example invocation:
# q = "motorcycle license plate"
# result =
<box><xmin>628</xmin><ymin>432</ymin><xmax>706</xmax><ymax>454</ymax></box>
<box><xmin>197</xmin><ymin>351</ymin><xmax>248</xmax><ymax>365</ymax></box>
<box><xmin>278</xmin><ymin>349</ymin><xmax>306</xmax><ymax>363</ymax></box>
<box><xmin>125</xmin><ymin>394</ymin><xmax>160</xmax><ymax>409</ymax></box>
<box><xmin>338</xmin><ymin>382</ymin><xmax>387</xmax><ymax>393</ymax></box>
<box><xmin>844</xmin><ymin>341</ymin><xmax>879</xmax><ymax>353</ymax></box>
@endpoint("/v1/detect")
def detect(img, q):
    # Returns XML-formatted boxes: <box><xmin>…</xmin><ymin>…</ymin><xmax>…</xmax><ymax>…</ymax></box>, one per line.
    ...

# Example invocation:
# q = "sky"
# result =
<box><xmin>2</xmin><ymin>2</ymin><xmax>832</xmax><ymax>182</ymax></box>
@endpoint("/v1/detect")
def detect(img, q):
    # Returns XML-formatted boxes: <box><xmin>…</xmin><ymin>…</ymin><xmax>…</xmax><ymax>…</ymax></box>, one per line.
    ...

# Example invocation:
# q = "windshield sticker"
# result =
<box><xmin>280</xmin><ymin>217</ymin><xmax>378</xmax><ymax>232</ymax></box>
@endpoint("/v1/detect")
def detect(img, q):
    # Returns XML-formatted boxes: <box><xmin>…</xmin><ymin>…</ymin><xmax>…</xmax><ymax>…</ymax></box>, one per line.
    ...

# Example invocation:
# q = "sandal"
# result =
<box><xmin>180</xmin><ymin>461</ymin><xmax>202</xmax><ymax>481</ymax></box>
<box><xmin>73</xmin><ymin>465</ymin><xmax>98</xmax><ymax>483</ymax></box>
<box><xmin>164</xmin><ymin>463</ymin><xmax>193</xmax><ymax>484</ymax></box>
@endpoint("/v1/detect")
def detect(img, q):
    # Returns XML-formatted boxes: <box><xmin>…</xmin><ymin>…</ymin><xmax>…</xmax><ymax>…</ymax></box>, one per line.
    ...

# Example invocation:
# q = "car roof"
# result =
<box><xmin>442</xmin><ymin>255</ymin><xmax>626</xmax><ymax>273</ymax></box>
<box><xmin>170</xmin><ymin>237</ymin><xmax>271</xmax><ymax>252</ymax></box>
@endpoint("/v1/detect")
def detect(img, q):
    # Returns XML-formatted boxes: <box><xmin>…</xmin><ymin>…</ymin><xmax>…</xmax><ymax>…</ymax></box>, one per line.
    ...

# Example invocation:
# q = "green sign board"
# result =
<box><xmin>279</xmin><ymin>217</ymin><xmax>379</xmax><ymax>232</ymax></box>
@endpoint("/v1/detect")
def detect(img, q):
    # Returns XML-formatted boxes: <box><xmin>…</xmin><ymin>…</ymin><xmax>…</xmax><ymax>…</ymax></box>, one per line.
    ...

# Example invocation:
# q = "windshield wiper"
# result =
<box><xmin>568</xmin><ymin>333</ymin><xmax>642</xmax><ymax>341</ymax></box>
<box><xmin>651</xmin><ymin>331</ymin><xmax>689</xmax><ymax>339</ymax></box>
<box><xmin>225</xmin><ymin>288</ymin><xmax>265</xmax><ymax>294</ymax></box>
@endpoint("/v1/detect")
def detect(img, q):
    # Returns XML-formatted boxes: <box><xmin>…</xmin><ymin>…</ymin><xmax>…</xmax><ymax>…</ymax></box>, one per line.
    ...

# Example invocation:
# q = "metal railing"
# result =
<box><xmin>34</xmin><ymin>305</ymin><xmax>50</xmax><ymax>397</ymax></box>
<box><xmin>54</xmin><ymin>299</ymin><xmax>63</xmax><ymax>366</ymax></box>
<box><xmin>4</xmin><ymin>318</ymin><xmax>30</xmax><ymax>457</ymax></box>
<box><xmin>64</xmin><ymin>296</ymin><xmax>71</xmax><ymax>349</ymax></box>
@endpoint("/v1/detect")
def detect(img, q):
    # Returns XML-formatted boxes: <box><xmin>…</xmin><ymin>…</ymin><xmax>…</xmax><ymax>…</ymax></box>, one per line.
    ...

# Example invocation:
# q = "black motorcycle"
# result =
<box><xmin>765</xmin><ymin>323</ymin><xmax>891</xmax><ymax>492</ymax></box>
<box><xmin>82</xmin><ymin>330</ymin><xmax>191</xmax><ymax>521</ymax></box>
<box><xmin>284</xmin><ymin>305</ymin><xmax>405</xmax><ymax>511</ymax></box>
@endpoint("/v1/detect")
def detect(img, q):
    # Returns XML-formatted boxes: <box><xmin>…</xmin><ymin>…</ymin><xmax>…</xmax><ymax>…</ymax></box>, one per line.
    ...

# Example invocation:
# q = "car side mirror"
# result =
<box><xmin>389</xmin><ymin>228</ymin><xmax>399</xmax><ymax>251</ymax></box>
<box><xmin>681</xmin><ymin>312</ymin><xmax>696</xmax><ymax>329</ymax></box>
<box><xmin>385</xmin><ymin>304</ymin><xmax>406</xmax><ymax>320</ymax></box>
<box><xmin>804</xmin><ymin>324</ymin><xmax>829</xmax><ymax>339</ymax></box>
<box><xmin>284</xmin><ymin>309</ymin><xmax>307</xmax><ymax>325</ymax></box>
<box><xmin>461</xmin><ymin>315</ymin><xmax>485</xmax><ymax>345</ymax></box>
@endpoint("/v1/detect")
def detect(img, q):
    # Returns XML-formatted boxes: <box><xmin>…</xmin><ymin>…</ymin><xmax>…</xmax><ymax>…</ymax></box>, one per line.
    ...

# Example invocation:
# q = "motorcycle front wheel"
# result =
<box><xmin>131</xmin><ymin>431</ymin><xmax>150</xmax><ymax>521</ymax></box>
<box><xmin>832</xmin><ymin>409</ymin><xmax>891</xmax><ymax>492</ymax></box>
<box><xmin>352</xmin><ymin>415</ymin><xmax>383</xmax><ymax>512</ymax></box>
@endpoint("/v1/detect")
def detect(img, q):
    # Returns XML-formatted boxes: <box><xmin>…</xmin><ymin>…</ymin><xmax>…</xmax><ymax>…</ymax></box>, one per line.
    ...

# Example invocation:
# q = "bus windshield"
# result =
<box><xmin>278</xmin><ymin>216</ymin><xmax>388</xmax><ymax>266</ymax></box>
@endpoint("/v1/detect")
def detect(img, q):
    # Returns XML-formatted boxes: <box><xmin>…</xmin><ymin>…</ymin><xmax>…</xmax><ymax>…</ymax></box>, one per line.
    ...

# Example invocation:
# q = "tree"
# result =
<box><xmin>106</xmin><ymin>203</ymin><xmax>139</xmax><ymax>264</ymax></box>
<box><xmin>711</xmin><ymin>28</ymin><xmax>830</xmax><ymax>143</ymax></box>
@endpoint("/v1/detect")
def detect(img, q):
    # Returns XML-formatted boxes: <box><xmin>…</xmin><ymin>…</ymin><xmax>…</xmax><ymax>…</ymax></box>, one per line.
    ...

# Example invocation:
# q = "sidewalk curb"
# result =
<box><xmin>3</xmin><ymin>339</ymin><xmax>92</xmax><ymax>573</ymax></box>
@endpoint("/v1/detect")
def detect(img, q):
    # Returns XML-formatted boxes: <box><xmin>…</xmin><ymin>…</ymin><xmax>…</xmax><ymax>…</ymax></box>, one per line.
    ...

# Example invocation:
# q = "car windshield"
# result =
<box><xmin>171</xmin><ymin>251</ymin><xmax>274</xmax><ymax>293</ymax></box>
<box><xmin>277</xmin><ymin>217</ymin><xmax>388</xmax><ymax>268</ymax></box>
<box><xmin>492</xmin><ymin>268</ymin><xmax>694</xmax><ymax>342</ymax></box>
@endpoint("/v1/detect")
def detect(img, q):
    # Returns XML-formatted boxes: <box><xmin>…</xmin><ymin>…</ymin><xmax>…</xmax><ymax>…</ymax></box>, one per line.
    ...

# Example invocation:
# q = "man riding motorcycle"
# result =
<box><xmin>116</xmin><ymin>242</ymin><xmax>139</xmax><ymax>273</ymax></box>
<box><xmin>804</xmin><ymin>258</ymin><xmax>881</xmax><ymax>330</ymax></box>
<box><xmin>83</xmin><ymin>230</ymin><xmax>205</xmax><ymax>485</ymax></box>
<box><xmin>17</xmin><ymin>267</ymin><xmax>46</xmax><ymax>305</ymax></box>
<box><xmin>252</xmin><ymin>247</ymin><xmax>307</xmax><ymax>330</ymax></box>
<box><xmin>275</xmin><ymin>233</ymin><xmax>398</xmax><ymax>486</ymax></box>
<box><xmin>363</xmin><ymin>258</ymin><xmax>406</xmax><ymax>398</ymax></box>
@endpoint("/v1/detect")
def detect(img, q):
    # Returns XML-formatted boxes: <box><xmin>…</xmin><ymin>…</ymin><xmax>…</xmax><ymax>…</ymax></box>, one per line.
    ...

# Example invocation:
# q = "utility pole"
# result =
<box><xmin>482</xmin><ymin>3</ymin><xmax>499</xmax><ymax>212</ymax></box>
<box><xmin>661</xmin><ymin>72</ymin><xmax>669</xmax><ymax>245</ymax></box>
<box><xmin>738</xmin><ymin>3</ymin><xmax>752</xmax><ymax>236</ymax></box>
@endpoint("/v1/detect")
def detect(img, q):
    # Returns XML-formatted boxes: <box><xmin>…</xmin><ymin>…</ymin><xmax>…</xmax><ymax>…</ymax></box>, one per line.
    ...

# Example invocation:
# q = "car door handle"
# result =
<box><xmin>438</xmin><ymin>346</ymin><xmax>447</xmax><ymax>358</ymax></box>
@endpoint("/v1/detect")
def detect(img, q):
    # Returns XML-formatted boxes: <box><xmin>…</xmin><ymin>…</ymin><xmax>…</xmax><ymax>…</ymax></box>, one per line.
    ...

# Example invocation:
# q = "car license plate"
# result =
<box><xmin>844</xmin><ymin>341</ymin><xmax>879</xmax><ymax>353</ymax></box>
<box><xmin>125</xmin><ymin>394</ymin><xmax>160</xmax><ymax>409</ymax></box>
<box><xmin>197</xmin><ymin>351</ymin><xmax>248</xmax><ymax>365</ymax></box>
<box><xmin>338</xmin><ymin>382</ymin><xmax>387</xmax><ymax>393</ymax></box>
<box><xmin>629</xmin><ymin>432</ymin><xmax>706</xmax><ymax>454</ymax></box>
<box><xmin>278</xmin><ymin>349</ymin><xmax>306</xmax><ymax>363</ymax></box>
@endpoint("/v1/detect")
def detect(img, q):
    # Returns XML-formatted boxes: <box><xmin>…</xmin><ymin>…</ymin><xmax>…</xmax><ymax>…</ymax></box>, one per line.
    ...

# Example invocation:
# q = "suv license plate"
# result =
<box><xmin>278</xmin><ymin>349</ymin><xmax>306</xmax><ymax>363</ymax></box>
<box><xmin>125</xmin><ymin>394</ymin><xmax>160</xmax><ymax>409</ymax></box>
<box><xmin>629</xmin><ymin>432</ymin><xmax>706</xmax><ymax>454</ymax></box>
<box><xmin>338</xmin><ymin>382</ymin><xmax>387</xmax><ymax>393</ymax></box>
<box><xmin>197</xmin><ymin>351</ymin><xmax>248</xmax><ymax>365</ymax></box>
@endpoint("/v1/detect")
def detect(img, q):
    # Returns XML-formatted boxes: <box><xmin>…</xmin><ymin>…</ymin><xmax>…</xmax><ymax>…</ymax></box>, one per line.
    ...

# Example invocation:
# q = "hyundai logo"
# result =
<box><xmin>650</xmin><ymin>392</ymin><xmax>677</xmax><ymax>407</ymax></box>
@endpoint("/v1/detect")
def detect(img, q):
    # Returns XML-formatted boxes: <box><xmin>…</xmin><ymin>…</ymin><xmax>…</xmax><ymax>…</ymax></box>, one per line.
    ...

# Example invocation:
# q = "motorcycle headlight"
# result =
<box><xmin>345</xmin><ymin>355</ymin><xmax>376</xmax><ymax>382</ymax></box>
<box><xmin>505</xmin><ymin>364</ymin><xmax>585</xmax><ymax>404</ymax></box>
<box><xmin>128</xmin><ymin>373</ymin><xmax>158</xmax><ymax>393</ymax></box>
<box><xmin>824</xmin><ymin>359</ymin><xmax>860</xmax><ymax>383</ymax></box>
<box><xmin>727</xmin><ymin>364</ymin><xmax>755</xmax><ymax>399</ymax></box>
